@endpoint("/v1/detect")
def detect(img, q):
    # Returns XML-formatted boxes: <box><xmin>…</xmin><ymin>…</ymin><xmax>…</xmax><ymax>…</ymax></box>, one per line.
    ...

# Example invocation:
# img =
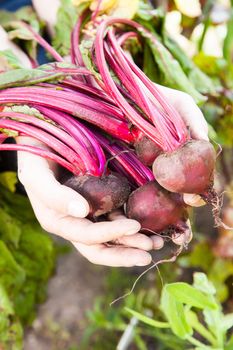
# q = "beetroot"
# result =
<box><xmin>134</xmin><ymin>136</ymin><xmax>162</xmax><ymax>166</ymax></box>
<box><xmin>64</xmin><ymin>173</ymin><xmax>131</xmax><ymax>218</ymax></box>
<box><xmin>153</xmin><ymin>140</ymin><xmax>216</xmax><ymax>194</ymax></box>
<box><xmin>126</xmin><ymin>181</ymin><xmax>188</xmax><ymax>233</ymax></box>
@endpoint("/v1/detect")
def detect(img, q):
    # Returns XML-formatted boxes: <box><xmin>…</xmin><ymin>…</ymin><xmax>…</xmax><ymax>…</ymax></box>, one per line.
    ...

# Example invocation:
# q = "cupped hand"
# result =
<box><xmin>16</xmin><ymin>137</ymin><xmax>165</xmax><ymax>267</ymax></box>
<box><xmin>154</xmin><ymin>84</ymin><xmax>209</xmax><ymax>207</ymax></box>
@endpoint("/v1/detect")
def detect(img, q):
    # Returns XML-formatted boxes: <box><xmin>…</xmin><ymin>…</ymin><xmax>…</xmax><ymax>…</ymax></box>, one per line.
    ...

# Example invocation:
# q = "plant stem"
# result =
<box><xmin>187</xmin><ymin>336</ymin><xmax>212</xmax><ymax>349</ymax></box>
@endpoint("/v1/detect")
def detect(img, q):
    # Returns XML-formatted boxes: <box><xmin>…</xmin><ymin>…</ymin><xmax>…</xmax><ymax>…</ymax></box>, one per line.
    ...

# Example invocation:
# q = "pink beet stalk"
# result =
<box><xmin>0</xmin><ymin>143</ymin><xmax>76</xmax><ymax>173</ymax></box>
<box><xmin>93</xmin><ymin>17</ymin><xmax>189</xmax><ymax>152</ymax></box>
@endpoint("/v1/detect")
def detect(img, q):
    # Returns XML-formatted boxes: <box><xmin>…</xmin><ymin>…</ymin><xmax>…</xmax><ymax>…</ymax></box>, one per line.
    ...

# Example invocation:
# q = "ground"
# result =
<box><xmin>24</xmin><ymin>245</ymin><xmax>106</xmax><ymax>350</ymax></box>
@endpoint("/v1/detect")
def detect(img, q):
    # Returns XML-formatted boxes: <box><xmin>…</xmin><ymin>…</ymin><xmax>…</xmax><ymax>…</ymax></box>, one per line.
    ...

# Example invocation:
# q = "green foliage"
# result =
<box><xmin>0</xmin><ymin>176</ymin><xmax>56</xmax><ymax>349</ymax></box>
<box><xmin>0</xmin><ymin>50</ymin><xmax>24</xmax><ymax>70</ymax></box>
<box><xmin>0</xmin><ymin>171</ymin><xmax>18</xmax><ymax>193</ymax></box>
<box><xmin>0</xmin><ymin>6</ymin><xmax>43</xmax><ymax>60</ymax></box>
<box><xmin>179</xmin><ymin>240</ymin><xmax>233</xmax><ymax>302</ymax></box>
<box><xmin>127</xmin><ymin>273</ymin><xmax>233</xmax><ymax>349</ymax></box>
<box><xmin>53</xmin><ymin>0</ymin><xmax>79</xmax><ymax>56</ymax></box>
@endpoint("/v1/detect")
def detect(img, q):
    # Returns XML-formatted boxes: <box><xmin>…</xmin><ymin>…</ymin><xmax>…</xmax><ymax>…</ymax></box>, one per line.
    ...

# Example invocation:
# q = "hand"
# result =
<box><xmin>16</xmin><ymin>137</ymin><xmax>164</xmax><ymax>267</ymax></box>
<box><xmin>154</xmin><ymin>84</ymin><xmax>209</xmax><ymax>207</ymax></box>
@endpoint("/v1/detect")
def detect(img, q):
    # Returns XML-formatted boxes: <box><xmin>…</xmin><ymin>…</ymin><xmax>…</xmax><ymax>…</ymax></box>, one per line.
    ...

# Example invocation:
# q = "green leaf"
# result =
<box><xmin>162</xmin><ymin>34</ymin><xmax>216</xmax><ymax>95</ymax></box>
<box><xmin>164</xmin><ymin>283</ymin><xmax>218</xmax><ymax>310</ymax></box>
<box><xmin>0</xmin><ymin>283</ymin><xmax>14</xmax><ymax>315</ymax></box>
<box><xmin>0</xmin><ymin>172</ymin><xmax>18</xmax><ymax>193</ymax></box>
<box><xmin>186</xmin><ymin>309</ymin><xmax>217</xmax><ymax>346</ymax></box>
<box><xmin>161</xmin><ymin>287</ymin><xmax>192</xmax><ymax>339</ymax></box>
<box><xmin>226</xmin><ymin>334</ymin><xmax>233</xmax><ymax>350</ymax></box>
<box><xmin>193</xmin><ymin>273</ymin><xmax>216</xmax><ymax>296</ymax></box>
<box><xmin>203</xmin><ymin>309</ymin><xmax>225</xmax><ymax>347</ymax></box>
<box><xmin>53</xmin><ymin>0</ymin><xmax>78</xmax><ymax>56</ymax></box>
<box><xmin>221</xmin><ymin>314</ymin><xmax>233</xmax><ymax>332</ymax></box>
<box><xmin>143</xmin><ymin>32</ymin><xmax>206</xmax><ymax>104</ymax></box>
<box><xmin>0</xmin><ymin>241</ymin><xmax>26</xmax><ymax>294</ymax></box>
<box><xmin>0</xmin><ymin>6</ymin><xmax>42</xmax><ymax>60</ymax></box>
<box><xmin>0</xmin><ymin>68</ymin><xmax>65</xmax><ymax>89</ymax></box>
<box><xmin>0</xmin><ymin>50</ymin><xmax>24</xmax><ymax>70</ymax></box>
<box><xmin>0</xmin><ymin>208</ymin><xmax>22</xmax><ymax>248</ymax></box>
<box><xmin>3</xmin><ymin>105</ymin><xmax>44</xmax><ymax>119</ymax></box>
<box><xmin>125</xmin><ymin>307</ymin><xmax>170</xmax><ymax>328</ymax></box>
<box><xmin>208</xmin><ymin>259</ymin><xmax>233</xmax><ymax>302</ymax></box>
<box><xmin>223</xmin><ymin>8</ymin><xmax>233</xmax><ymax>64</ymax></box>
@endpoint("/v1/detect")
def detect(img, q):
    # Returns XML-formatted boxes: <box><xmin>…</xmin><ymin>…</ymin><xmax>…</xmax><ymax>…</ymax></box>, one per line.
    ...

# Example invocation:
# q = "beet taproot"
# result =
<box><xmin>153</xmin><ymin>140</ymin><xmax>216</xmax><ymax>194</ymax></box>
<box><xmin>126</xmin><ymin>181</ymin><xmax>188</xmax><ymax>233</ymax></box>
<box><xmin>64</xmin><ymin>173</ymin><xmax>131</xmax><ymax>217</ymax></box>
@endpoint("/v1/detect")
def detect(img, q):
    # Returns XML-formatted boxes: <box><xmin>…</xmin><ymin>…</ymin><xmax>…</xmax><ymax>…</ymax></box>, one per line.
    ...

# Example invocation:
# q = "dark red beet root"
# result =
<box><xmin>126</xmin><ymin>181</ymin><xmax>188</xmax><ymax>233</ymax></box>
<box><xmin>153</xmin><ymin>140</ymin><xmax>216</xmax><ymax>194</ymax></box>
<box><xmin>134</xmin><ymin>136</ymin><xmax>162</xmax><ymax>166</ymax></box>
<box><xmin>64</xmin><ymin>173</ymin><xmax>131</xmax><ymax>217</ymax></box>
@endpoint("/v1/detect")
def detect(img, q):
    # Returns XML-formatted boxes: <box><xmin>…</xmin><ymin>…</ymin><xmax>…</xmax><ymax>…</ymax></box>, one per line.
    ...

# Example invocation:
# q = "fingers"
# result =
<box><xmin>155</xmin><ymin>84</ymin><xmax>209</xmax><ymax>141</ymax></box>
<box><xmin>183</xmin><ymin>193</ymin><xmax>206</xmax><ymax>207</ymax></box>
<box><xmin>26</xmin><ymin>191</ymin><xmax>141</xmax><ymax>244</ymax></box>
<box><xmin>151</xmin><ymin>235</ymin><xmax>164</xmax><ymax>250</ymax></box>
<box><xmin>73</xmin><ymin>242</ymin><xmax>152</xmax><ymax>267</ymax></box>
<box><xmin>109</xmin><ymin>209</ymin><xmax>164</xmax><ymax>251</ymax></box>
<box><xmin>17</xmin><ymin>137</ymin><xmax>89</xmax><ymax>218</ymax></box>
<box><xmin>112</xmin><ymin>233</ymin><xmax>154</xmax><ymax>251</ymax></box>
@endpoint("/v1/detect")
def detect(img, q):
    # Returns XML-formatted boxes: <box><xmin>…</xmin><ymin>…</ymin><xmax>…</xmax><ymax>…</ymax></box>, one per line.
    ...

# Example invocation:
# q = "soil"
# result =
<box><xmin>24</xmin><ymin>243</ymin><xmax>107</xmax><ymax>350</ymax></box>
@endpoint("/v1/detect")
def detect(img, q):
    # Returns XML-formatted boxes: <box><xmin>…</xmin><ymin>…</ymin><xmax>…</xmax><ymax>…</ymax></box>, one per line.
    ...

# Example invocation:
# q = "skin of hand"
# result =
<box><xmin>16</xmin><ymin>86</ymin><xmax>206</xmax><ymax>266</ymax></box>
<box><xmin>1</xmin><ymin>11</ymin><xmax>206</xmax><ymax>265</ymax></box>
<box><xmin>16</xmin><ymin>138</ymin><xmax>163</xmax><ymax>267</ymax></box>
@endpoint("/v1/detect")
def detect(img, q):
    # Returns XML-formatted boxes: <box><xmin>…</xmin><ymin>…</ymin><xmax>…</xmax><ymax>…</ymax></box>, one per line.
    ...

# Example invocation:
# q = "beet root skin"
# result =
<box><xmin>152</xmin><ymin>140</ymin><xmax>216</xmax><ymax>194</ymax></box>
<box><xmin>134</xmin><ymin>136</ymin><xmax>162</xmax><ymax>166</ymax></box>
<box><xmin>64</xmin><ymin>173</ymin><xmax>131</xmax><ymax>217</ymax></box>
<box><xmin>126</xmin><ymin>181</ymin><xmax>188</xmax><ymax>233</ymax></box>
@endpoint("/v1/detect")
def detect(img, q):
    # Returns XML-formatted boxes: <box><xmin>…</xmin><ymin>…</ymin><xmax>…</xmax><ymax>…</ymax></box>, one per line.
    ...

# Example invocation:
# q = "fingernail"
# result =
<box><xmin>68</xmin><ymin>201</ymin><xmax>88</xmax><ymax>218</ymax></box>
<box><xmin>152</xmin><ymin>236</ymin><xmax>164</xmax><ymax>250</ymax></box>
<box><xmin>136</xmin><ymin>254</ymin><xmax>152</xmax><ymax>266</ymax></box>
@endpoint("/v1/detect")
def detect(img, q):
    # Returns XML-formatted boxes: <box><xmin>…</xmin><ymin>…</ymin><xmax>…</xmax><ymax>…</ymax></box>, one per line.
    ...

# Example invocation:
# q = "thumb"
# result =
<box><xmin>17</xmin><ymin>137</ymin><xmax>90</xmax><ymax>217</ymax></box>
<box><xmin>183</xmin><ymin>193</ymin><xmax>206</xmax><ymax>207</ymax></box>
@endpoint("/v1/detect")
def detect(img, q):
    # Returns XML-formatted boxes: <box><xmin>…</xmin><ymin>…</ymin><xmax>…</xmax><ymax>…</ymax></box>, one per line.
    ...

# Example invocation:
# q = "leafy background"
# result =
<box><xmin>0</xmin><ymin>0</ymin><xmax>232</xmax><ymax>349</ymax></box>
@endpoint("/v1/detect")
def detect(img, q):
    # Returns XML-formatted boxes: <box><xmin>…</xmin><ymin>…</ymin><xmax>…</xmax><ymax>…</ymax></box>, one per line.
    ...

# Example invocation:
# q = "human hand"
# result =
<box><xmin>16</xmin><ymin>137</ymin><xmax>165</xmax><ymax>267</ymax></box>
<box><xmin>154</xmin><ymin>84</ymin><xmax>209</xmax><ymax>208</ymax></box>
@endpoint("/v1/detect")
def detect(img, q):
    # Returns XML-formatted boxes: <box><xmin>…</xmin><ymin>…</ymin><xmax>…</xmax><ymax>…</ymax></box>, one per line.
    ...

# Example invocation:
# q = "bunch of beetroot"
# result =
<box><xmin>0</xmin><ymin>13</ymin><xmax>218</xmax><ymax>242</ymax></box>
